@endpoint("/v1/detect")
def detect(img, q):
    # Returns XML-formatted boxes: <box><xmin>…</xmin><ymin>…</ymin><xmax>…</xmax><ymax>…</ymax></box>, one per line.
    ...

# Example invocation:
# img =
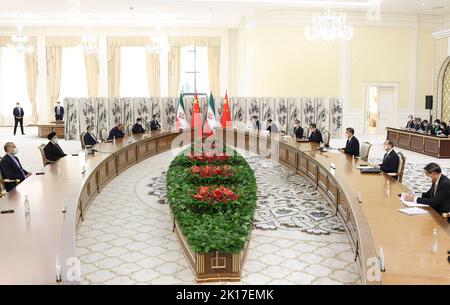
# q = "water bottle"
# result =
<box><xmin>113</xmin><ymin>136</ymin><xmax>116</xmax><ymax>144</ymax></box>
<box><xmin>24</xmin><ymin>195</ymin><xmax>30</xmax><ymax>214</ymax></box>
<box><xmin>352</xmin><ymin>155</ymin><xmax>356</xmax><ymax>166</ymax></box>
<box><xmin>431</xmin><ymin>228</ymin><xmax>438</xmax><ymax>253</ymax></box>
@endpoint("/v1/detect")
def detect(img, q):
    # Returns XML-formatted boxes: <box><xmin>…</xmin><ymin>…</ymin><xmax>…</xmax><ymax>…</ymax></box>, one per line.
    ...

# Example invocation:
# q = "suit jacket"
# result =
<box><xmin>13</xmin><ymin>107</ymin><xmax>24</xmax><ymax>119</ymax></box>
<box><xmin>406</xmin><ymin>120</ymin><xmax>414</xmax><ymax>129</ymax></box>
<box><xmin>308</xmin><ymin>129</ymin><xmax>323</xmax><ymax>143</ymax></box>
<box><xmin>108</xmin><ymin>127</ymin><xmax>125</xmax><ymax>140</ymax></box>
<box><xmin>132</xmin><ymin>123</ymin><xmax>145</xmax><ymax>134</ymax></box>
<box><xmin>344</xmin><ymin>137</ymin><xmax>360</xmax><ymax>157</ymax></box>
<box><xmin>54</xmin><ymin>106</ymin><xmax>64</xmax><ymax>117</ymax></box>
<box><xmin>417</xmin><ymin>175</ymin><xmax>450</xmax><ymax>214</ymax></box>
<box><xmin>254</xmin><ymin>120</ymin><xmax>260</xmax><ymax>131</ymax></box>
<box><xmin>0</xmin><ymin>154</ymin><xmax>28</xmax><ymax>192</ymax></box>
<box><xmin>446</xmin><ymin>126</ymin><xmax>450</xmax><ymax>136</ymax></box>
<box><xmin>293</xmin><ymin>126</ymin><xmax>304</xmax><ymax>139</ymax></box>
<box><xmin>380</xmin><ymin>150</ymin><xmax>400</xmax><ymax>174</ymax></box>
<box><xmin>267</xmin><ymin>123</ymin><xmax>278</xmax><ymax>133</ymax></box>
<box><xmin>84</xmin><ymin>133</ymin><xmax>98</xmax><ymax>146</ymax></box>
<box><xmin>149</xmin><ymin>119</ymin><xmax>161</xmax><ymax>131</ymax></box>
<box><xmin>44</xmin><ymin>142</ymin><xmax>67</xmax><ymax>163</ymax></box>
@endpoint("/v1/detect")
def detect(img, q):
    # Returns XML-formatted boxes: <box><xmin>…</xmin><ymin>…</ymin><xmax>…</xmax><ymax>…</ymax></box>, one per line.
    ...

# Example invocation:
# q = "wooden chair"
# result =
<box><xmin>99</xmin><ymin>128</ymin><xmax>108</xmax><ymax>142</ymax></box>
<box><xmin>80</xmin><ymin>132</ymin><xmax>87</xmax><ymax>149</ymax></box>
<box><xmin>321</xmin><ymin>129</ymin><xmax>331</xmax><ymax>146</ymax></box>
<box><xmin>359</xmin><ymin>142</ymin><xmax>372</xmax><ymax>162</ymax></box>
<box><xmin>38</xmin><ymin>144</ymin><xmax>52</xmax><ymax>167</ymax></box>
<box><xmin>396</xmin><ymin>151</ymin><xmax>406</xmax><ymax>183</ymax></box>
<box><xmin>127</xmin><ymin>125</ymin><xmax>133</xmax><ymax>137</ymax></box>
<box><xmin>302</xmin><ymin>127</ymin><xmax>309</xmax><ymax>139</ymax></box>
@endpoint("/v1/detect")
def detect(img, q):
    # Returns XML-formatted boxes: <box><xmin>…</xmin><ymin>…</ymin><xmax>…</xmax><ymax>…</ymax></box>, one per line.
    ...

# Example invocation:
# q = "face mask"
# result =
<box><xmin>89</xmin><ymin>130</ymin><xmax>94</xmax><ymax>134</ymax></box>
<box><xmin>138</xmin><ymin>122</ymin><xmax>142</xmax><ymax>125</ymax></box>
<box><xmin>13</xmin><ymin>147</ymin><xmax>18</xmax><ymax>155</ymax></box>
<box><xmin>53</xmin><ymin>138</ymin><xmax>58</xmax><ymax>144</ymax></box>
<box><xmin>384</xmin><ymin>145</ymin><xmax>388</xmax><ymax>151</ymax></box>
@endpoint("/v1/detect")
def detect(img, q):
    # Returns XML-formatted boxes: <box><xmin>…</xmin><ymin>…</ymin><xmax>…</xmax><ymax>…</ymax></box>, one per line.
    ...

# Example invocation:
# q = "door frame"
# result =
<box><xmin>363</xmin><ymin>82</ymin><xmax>399</xmax><ymax>134</ymax></box>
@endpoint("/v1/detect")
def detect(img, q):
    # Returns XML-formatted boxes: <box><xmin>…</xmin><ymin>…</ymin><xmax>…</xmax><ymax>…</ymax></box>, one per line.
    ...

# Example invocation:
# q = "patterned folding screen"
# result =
<box><xmin>275</xmin><ymin>97</ymin><xmax>289</xmax><ymax>133</ymax></box>
<box><xmin>64</xmin><ymin>96</ymin><xmax>344</xmax><ymax>140</ymax></box>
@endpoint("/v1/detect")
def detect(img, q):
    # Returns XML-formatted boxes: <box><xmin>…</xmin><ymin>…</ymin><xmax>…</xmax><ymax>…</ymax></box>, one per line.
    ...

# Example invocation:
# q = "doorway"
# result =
<box><xmin>364</xmin><ymin>83</ymin><xmax>398</xmax><ymax>134</ymax></box>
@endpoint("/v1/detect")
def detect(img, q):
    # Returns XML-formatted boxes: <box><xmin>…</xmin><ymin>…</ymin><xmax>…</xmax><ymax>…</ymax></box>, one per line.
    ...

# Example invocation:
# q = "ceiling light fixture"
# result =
<box><xmin>8</xmin><ymin>25</ymin><xmax>34</xmax><ymax>54</ymax></box>
<box><xmin>304</xmin><ymin>7</ymin><xmax>354</xmax><ymax>42</ymax></box>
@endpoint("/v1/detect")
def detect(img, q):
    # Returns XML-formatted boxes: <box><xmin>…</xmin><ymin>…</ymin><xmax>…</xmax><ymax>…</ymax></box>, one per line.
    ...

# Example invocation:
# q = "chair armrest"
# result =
<box><xmin>1</xmin><ymin>179</ymin><xmax>20</xmax><ymax>184</ymax></box>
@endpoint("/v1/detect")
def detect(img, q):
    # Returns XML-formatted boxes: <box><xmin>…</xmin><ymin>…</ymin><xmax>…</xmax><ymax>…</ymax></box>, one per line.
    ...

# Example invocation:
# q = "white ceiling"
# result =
<box><xmin>0</xmin><ymin>0</ymin><xmax>448</xmax><ymax>27</ymax></box>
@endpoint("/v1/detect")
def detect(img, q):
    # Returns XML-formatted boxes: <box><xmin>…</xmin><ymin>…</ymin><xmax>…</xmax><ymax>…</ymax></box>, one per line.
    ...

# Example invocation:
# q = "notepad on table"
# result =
<box><xmin>398</xmin><ymin>207</ymin><xmax>428</xmax><ymax>216</ymax></box>
<box><xmin>400</xmin><ymin>198</ymin><xmax>428</xmax><ymax>208</ymax></box>
<box><xmin>356</xmin><ymin>165</ymin><xmax>373</xmax><ymax>169</ymax></box>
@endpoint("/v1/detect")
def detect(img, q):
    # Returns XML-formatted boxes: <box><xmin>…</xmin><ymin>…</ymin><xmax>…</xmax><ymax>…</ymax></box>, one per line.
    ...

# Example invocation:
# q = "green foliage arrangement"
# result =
<box><xmin>166</xmin><ymin>147</ymin><xmax>257</xmax><ymax>254</ymax></box>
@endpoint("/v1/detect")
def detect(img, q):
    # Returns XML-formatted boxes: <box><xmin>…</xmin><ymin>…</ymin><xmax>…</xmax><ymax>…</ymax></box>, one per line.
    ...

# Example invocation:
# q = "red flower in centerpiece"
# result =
<box><xmin>192</xmin><ymin>186</ymin><xmax>239</xmax><ymax>207</ymax></box>
<box><xmin>188</xmin><ymin>164</ymin><xmax>235</xmax><ymax>179</ymax></box>
<box><xmin>188</xmin><ymin>153</ymin><xmax>230</xmax><ymax>163</ymax></box>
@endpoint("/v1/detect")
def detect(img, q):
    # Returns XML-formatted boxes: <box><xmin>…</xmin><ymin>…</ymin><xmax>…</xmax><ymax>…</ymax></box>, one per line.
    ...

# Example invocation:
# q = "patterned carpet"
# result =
<box><xmin>77</xmin><ymin>150</ymin><xmax>360</xmax><ymax>285</ymax></box>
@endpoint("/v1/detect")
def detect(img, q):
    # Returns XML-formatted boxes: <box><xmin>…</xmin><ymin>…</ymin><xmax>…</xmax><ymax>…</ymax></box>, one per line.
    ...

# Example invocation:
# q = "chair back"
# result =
<box><xmin>99</xmin><ymin>128</ymin><xmax>108</xmax><ymax>142</ymax></box>
<box><xmin>38</xmin><ymin>144</ymin><xmax>49</xmax><ymax>167</ymax></box>
<box><xmin>302</xmin><ymin>127</ymin><xmax>309</xmax><ymax>138</ymax></box>
<box><xmin>127</xmin><ymin>125</ymin><xmax>133</xmax><ymax>137</ymax></box>
<box><xmin>80</xmin><ymin>132</ymin><xmax>87</xmax><ymax>149</ymax></box>
<box><xmin>396</xmin><ymin>151</ymin><xmax>406</xmax><ymax>183</ymax></box>
<box><xmin>321</xmin><ymin>129</ymin><xmax>331</xmax><ymax>146</ymax></box>
<box><xmin>360</xmin><ymin>142</ymin><xmax>372</xmax><ymax>162</ymax></box>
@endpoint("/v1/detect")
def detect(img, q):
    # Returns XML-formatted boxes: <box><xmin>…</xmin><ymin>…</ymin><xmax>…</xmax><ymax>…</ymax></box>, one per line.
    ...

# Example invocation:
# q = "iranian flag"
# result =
<box><xmin>191</xmin><ymin>93</ymin><xmax>203</xmax><ymax>138</ymax></box>
<box><xmin>221</xmin><ymin>91</ymin><xmax>232</xmax><ymax>128</ymax></box>
<box><xmin>175</xmin><ymin>93</ymin><xmax>189</xmax><ymax>129</ymax></box>
<box><xmin>204</xmin><ymin>93</ymin><xmax>217</xmax><ymax>136</ymax></box>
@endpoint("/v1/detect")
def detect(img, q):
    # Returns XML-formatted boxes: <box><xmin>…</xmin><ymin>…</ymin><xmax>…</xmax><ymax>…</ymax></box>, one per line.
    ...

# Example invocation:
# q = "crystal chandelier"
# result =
<box><xmin>145</xmin><ymin>36</ymin><xmax>169</xmax><ymax>55</ymax></box>
<box><xmin>81</xmin><ymin>34</ymin><xmax>98</xmax><ymax>54</ymax></box>
<box><xmin>304</xmin><ymin>8</ymin><xmax>354</xmax><ymax>42</ymax></box>
<box><xmin>8</xmin><ymin>25</ymin><xmax>34</xmax><ymax>54</ymax></box>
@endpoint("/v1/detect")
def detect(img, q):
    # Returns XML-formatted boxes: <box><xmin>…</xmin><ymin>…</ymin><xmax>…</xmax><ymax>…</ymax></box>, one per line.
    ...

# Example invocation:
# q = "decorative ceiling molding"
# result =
<box><xmin>433</xmin><ymin>29</ymin><xmax>450</xmax><ymax>40</ymax></box>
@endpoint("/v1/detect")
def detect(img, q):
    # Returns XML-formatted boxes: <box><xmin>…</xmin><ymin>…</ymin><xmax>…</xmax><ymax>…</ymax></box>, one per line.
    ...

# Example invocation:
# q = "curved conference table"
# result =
<box><xmin>0</xmin><ymin>128</ymin><xmax>449</xmax><ymax>285</ymax></box>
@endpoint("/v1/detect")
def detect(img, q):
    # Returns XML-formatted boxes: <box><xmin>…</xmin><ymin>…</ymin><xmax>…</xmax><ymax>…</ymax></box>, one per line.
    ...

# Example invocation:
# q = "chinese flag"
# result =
<box><xmin>221</xmin><ymin>92</ymin><xmax>232</xmax><ymax>128</ymax></box>
<box><xmin>191</xmin><ymin>93</ymin><xmax>203</xmax><ymax>137</ymax></box>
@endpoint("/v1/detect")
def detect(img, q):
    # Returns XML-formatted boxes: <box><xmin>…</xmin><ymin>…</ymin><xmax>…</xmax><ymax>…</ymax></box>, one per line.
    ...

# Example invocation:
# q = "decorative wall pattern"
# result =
<box><xmin>433</xmin><ymin>38</ymin><xmax>449</xmax><ymax>118</ymax></box>
<box><xmin>442</xmin><ymin>62</ymin><xmax>450</xmax><ymax>122</ymax></box>
<box><xmin>64</xmin><ymin>96</ymin><xmax>344</xmax><ymax>140</ymax></box>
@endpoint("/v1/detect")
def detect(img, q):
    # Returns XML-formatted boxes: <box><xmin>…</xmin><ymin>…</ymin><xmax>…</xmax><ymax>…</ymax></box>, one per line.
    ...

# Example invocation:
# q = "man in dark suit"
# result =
<box><xmin>13</xmin><ymin>102</ymin><xmax>25</xmax><ymax>135</ymax></box>
<box><xmin>132</xmin><ymin>118</ymin><xmax>145</xmax><ymax>134</ymax></box>
<box><xmin>431</xmin><ymin>119</ymin><xmax>442</xmax><ymax>135</ymax></box>
<box><xmin>83</xmin><ymin>126</ymin><xmax>99</xmax><ymax>146</ymax></box>
<box><xmin>446</xmin><ymin>121</ymin><xmax>450</xmax><ymax>136</ymax></box>
<box><xmin>308</xmin><ymin>123</ymin><xmax>323</xmax><ymax>143</ymax></box>
<box><xmin>421</xmin><ymin>120</ymin><xmax>431</xmax><ymax>133</ymax></box>
<box><xmin>405</xmin><ymin>115</ymin><xmax>414</xmax><ymax>129</ymax></box>
<box><xmin>374</xmin><ymin>140</ymin><xmax>400</xmax><ymax>175</ymax></box>
<box><xmin>266</xmin><ymin>119</ymin><xmax>278</xmax><ymax>134</ymax></box>
<box><xmin>149</xmin><ymin>115</ymin><xmax>161</xmax><ymax>131</ymax></box>
<box><xmin>43</xmin><ymin>132</ymin><xmax>67</xmax><ymax>164</ymax></box>
<box><xmin>251</xmin><ymin>115</ymin><xmax>260</xmax><ymax>131</ymax></box>
<box><xmin>404</xmin><ymin>163</ymin><xmax>450</xmax><ymax>214</ymax></box>
<box><xmin>108</xmin><ymin>123</ymin><xmax>125</xmax><ymax>140</ymax></box>
<box><xmin>339</xmin><ymin>127</ymin><xmax>360</xmax><ymax>157</ymax></box>
<box><xmin>0</xmin><ymin>142</ymin><xmax>32</xmax><ymax>192</ymax></box>
<box><xmin>293</xmin><ymin>119</ymin><xmax>303</xmax><ymax>139</ymax></box>
<box><xmin>55</xmin><ymin>101</ymin><xmax>64</xmax><ymax>121</ymax></box>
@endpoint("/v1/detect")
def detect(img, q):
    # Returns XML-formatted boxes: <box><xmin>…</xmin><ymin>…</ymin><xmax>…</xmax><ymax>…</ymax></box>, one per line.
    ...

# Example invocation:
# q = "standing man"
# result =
<box><xmin>55</xmin><ymin>101</ymin><xmax>64</xmax><ymax>121</ymax></box>
<box><xmin>13</xmin><ymin>102</ymin><xmax>25</xmax><ymax>136</ymax></box>
<box><xmin>340</xmin><ymin>127</ymin><xmax>360</xmax><ymax>157</ymax></box>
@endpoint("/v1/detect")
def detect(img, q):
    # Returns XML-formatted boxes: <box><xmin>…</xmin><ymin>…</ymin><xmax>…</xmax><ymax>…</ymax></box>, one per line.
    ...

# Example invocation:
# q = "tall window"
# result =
<box><xmin>0</xmin><ymin>48</ymin><xmax>31</xmax><ymax>125</ymax></box>
<box><xmin>180</xmin><ymin>46</ymin><xmax>209</xmax><ymax>94</ymax></box>
<box><xmin>60</xmin><ymin>47</ymin><xmax>88</xmax><ymax>101</ymax></box>
<box><xmin>120</xmin><ymin>47</ymin><xmax>149</xmax><ymax>97</ymax></box>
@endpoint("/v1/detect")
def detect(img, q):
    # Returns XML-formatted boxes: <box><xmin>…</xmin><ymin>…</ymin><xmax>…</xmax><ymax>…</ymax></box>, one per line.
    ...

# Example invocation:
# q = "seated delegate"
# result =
<box><xmin>108</xmin><ymin>123</ymin><xmax>125</xmax><ymax>140</ymax></box>
<box><xmin>0</xmin><ymin>142</ymin><xmax>32</xmax><ymax>192</ymax></box>
<box><xmin>44</xmin><ymin>132</ymin><xmax>67</xmax><ymax>164</ymax></box>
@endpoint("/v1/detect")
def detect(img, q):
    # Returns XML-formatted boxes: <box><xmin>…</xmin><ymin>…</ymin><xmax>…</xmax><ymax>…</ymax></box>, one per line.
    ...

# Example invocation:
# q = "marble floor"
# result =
<box><xmin>77</xmin><ymin>149</ymin><xmax>360</xmax><ymax>285</ymax></box>
<box><xmin>0</xmin><ymin>127</ymin><xmax>448</xmax><ymax>284</ymax></box>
